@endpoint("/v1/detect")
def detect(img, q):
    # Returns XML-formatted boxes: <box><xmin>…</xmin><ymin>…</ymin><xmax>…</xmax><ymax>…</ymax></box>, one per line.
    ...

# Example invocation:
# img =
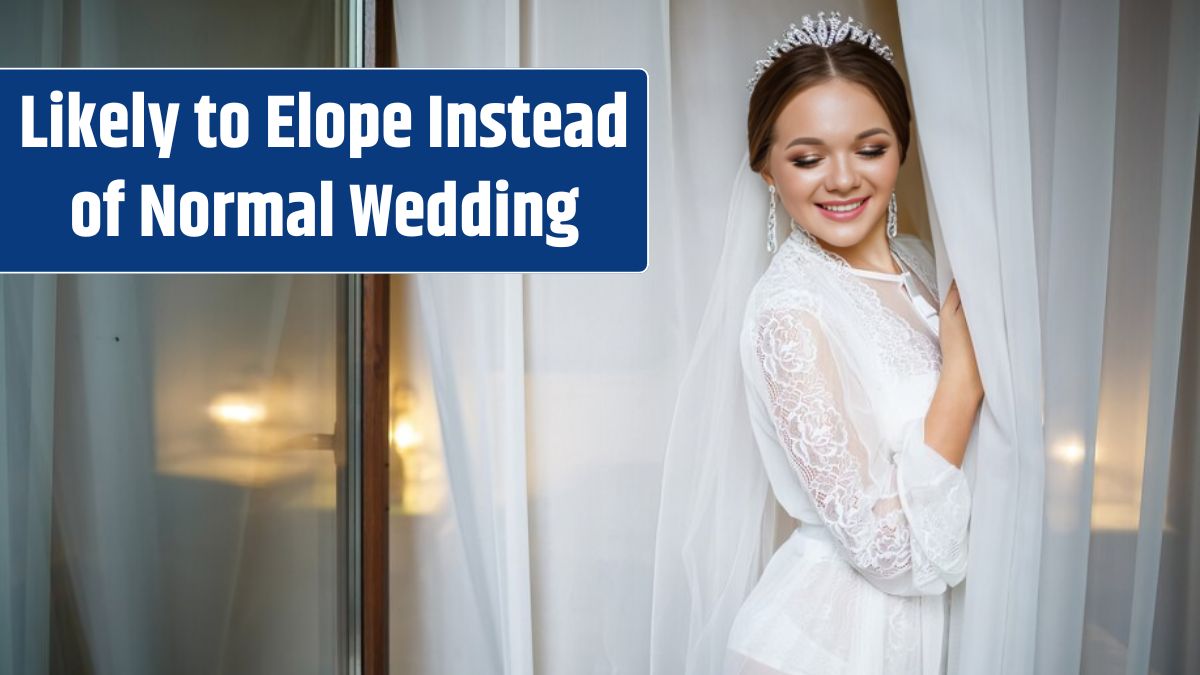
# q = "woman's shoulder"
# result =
<box><xmin>742</xmin><ymin>247</ymin><xmax>824</xmax><ymax>331</ymax></box>
<box><xmin>738</xmin><ymin>258</ymin><xmax>832</xmax><ymax>386</ymax></box>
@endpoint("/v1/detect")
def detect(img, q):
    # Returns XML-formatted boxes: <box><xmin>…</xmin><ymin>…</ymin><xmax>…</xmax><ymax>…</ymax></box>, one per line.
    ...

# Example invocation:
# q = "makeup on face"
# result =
<box><xmin>767</xmin><ymin>79</ymin><xmax>901</xmax><ymax>252</ymax></box>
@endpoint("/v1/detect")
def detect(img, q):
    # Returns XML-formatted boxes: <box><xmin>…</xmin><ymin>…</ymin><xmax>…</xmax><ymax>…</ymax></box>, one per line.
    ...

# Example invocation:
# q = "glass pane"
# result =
<box><xmin>0</xmin><ymin>0</ymin><xmax>338</xmax><ymax>68</ymax></box>
<box><xmin>0</xmin><ymin>2</ymin><xmax>350</xmax><ymax>675</ymax></box>
<box><xmin>48</xmin><ymin>275</ymin><xmax>342</xmax><ymax>675</ymax></box>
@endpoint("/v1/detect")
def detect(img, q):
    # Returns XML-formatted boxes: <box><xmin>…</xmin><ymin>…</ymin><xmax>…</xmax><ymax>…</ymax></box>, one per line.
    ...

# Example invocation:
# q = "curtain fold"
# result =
<box><xmin>896</xmin><ymin>1</ymin><xmax>1046</xmax><ymax>672</ymax></box>
<box><xmin>1121</xmin><ymin>0</ymin><xmax>1199</xmax><ymax>671</ymax></box>
<box><xmin>0</xmin><ymin>277</ymin><xmax>56</xmax><ymax>675</ymax></box>
<box><xmin>0</xmin><ymin>20</ymin><xmax>61</xmax><ymax>675</ymax></box>
<box><xmin>51</xmin><ymin>277</ymin><xmax>166</xmax><ymax>675</ymax></box>
<box><xmin>1151</xmin><ymin>162</ymin><xmax>1200</xmax><ymax>674</ymax></box>
<box><xmin>413</xmin><ymin>275</ymin><xmax>535</xmax><ymax>675</ymax></box>
<box><xmin>520</xmin><ymin>0</ymin><xmax>683</xmax><ymax>672</ymax></box>
<box><xmin>1025</xmin><ymin>0</ymin><xmax>1120</xmax><ymax>670</ymax></box>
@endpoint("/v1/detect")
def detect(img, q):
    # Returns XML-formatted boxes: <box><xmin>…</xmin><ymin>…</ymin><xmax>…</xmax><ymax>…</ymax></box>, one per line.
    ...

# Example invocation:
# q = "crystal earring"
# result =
<box><xmin>767</xmin><ymin>184</ymin><xmax>777</xmax><ymax>253</ymax></box>
<box><xmin>887</xmin><ymin>191</ymin><xmax>898</xmax><ymax>239</ymax></box>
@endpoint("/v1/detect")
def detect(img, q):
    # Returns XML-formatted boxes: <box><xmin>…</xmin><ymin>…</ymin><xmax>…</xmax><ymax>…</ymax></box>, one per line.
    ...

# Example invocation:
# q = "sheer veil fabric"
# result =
<box><xmin>649</xmin><ymin>155</ymin><xmax>781</xmax><ymax>675</ymax></box>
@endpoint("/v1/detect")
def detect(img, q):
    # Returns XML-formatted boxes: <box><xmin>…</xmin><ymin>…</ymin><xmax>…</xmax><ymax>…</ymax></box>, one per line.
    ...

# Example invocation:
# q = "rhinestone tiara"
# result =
<box><xmin>748</xmin><ymin>11</ymin><xmax>895</xmax><ymax>89</ymax></box>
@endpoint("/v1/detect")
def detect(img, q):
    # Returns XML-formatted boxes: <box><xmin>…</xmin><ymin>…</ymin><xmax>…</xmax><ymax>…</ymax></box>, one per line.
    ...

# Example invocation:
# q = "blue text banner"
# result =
<box><xmin>0</xmin><ymin>68</ymin><xmax>648</xmax><ymax>272</ymax></box>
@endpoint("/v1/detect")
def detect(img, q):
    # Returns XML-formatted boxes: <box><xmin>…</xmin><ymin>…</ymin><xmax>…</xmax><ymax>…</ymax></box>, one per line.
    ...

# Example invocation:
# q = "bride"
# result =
<box><xmin>650</xmin><ymin>11</ymin><xmax>984</xmax><ymax>675</ymax></box>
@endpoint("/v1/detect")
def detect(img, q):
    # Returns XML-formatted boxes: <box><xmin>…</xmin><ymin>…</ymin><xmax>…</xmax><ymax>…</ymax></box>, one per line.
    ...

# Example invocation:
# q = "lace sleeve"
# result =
<box><xmin>751</xmin><ymin>305</ymin><xmax>971</xmax><ymax>596</ymax></box>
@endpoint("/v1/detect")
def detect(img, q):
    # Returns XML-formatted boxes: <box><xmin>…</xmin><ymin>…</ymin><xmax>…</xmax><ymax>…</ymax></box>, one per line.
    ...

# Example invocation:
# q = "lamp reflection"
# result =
<box><xmin>157</xmin><ymin>382</ymin><xmax>335</xmax><ymax>500</ymax></box>
<box><xmin>391</xmin><ymin>384</ymin><xmax>444</xmax><ymax>515</ymax></box>
<box><xmin>208</xmin><ymin>392</ymin><xmax>267</xmax><ymax>426</ymax></box>
<box><xmin>391</xmin><ymin>419</ymin><xmax>422</xmax><ymax>451</ymax></box>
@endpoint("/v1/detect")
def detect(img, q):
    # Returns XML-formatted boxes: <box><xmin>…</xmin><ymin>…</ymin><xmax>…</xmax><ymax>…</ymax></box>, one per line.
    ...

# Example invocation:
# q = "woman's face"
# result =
<box><xmin>761</xmin><ymin>78</ymin><xmax>900</xmax><ymax>251</ymax></box>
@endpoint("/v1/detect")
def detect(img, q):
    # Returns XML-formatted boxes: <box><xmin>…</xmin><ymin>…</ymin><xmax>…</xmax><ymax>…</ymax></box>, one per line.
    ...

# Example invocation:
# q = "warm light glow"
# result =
<box><xmin>1052</xmin><ymin>438</ymin><xmax>1086</xmax><ymax>465</ymax></box>
<box><xmin>208</xmin><ymin>393</ymin><xmax>266</xmax><ymax>426</ymax></box>
<box><xmin>391</xmin><ymin>419</ymin><xmax>422</xmax><ymax>453</ymax></box>
<box><xmin>389</xmin><ymin>411</ymin><xmax>445</xmax><ymax>514</ymax></box>
<box><xmin>388</xmin><ymin>384</ymin><xmax>446</xmax><ymax>515</ymax></box>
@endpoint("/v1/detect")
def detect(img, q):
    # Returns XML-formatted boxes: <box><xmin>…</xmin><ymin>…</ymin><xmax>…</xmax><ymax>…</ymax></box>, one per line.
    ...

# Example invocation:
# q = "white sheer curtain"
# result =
<box><xmin>391</xmin><ymin>2</ymin><xmax>535</xmax><ymax>674</ymax></box>
<box><xmin>1022</xmin><ymin>0</ymin><xmax>1121</xmax><ymax>672</ymax></box>
<box><xmin>896</xmin><ymin>1</ymin><xmax>1046</xmax><ymax>672</ymax></box>
<box><xmin>410</xmin><ymin>275</ymin><xmax>535</xmax><ymax>675</ymax></box>
<box><xmin>900</xmin><ymin>1</ymin><xmax>1200</xmax><ymax>675</ymax></box>
<box><xmin>0</xmin><ymin>276</ymin><xmax>166</xmax><ymax>675</ymax></box>
<box><xmin>52</xmin><ymin>277</ymin><xmax>169</xmax><ymax>675</ymax></box>
<box><xmin>1156</xmin><ymin>178</ymin><xmax>1200</xmax><ymax>675</ymax></box>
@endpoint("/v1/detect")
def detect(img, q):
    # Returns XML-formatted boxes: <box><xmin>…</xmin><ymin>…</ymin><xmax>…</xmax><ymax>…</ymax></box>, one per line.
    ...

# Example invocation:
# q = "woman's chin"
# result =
<box><xmin>806</xmin><ymin>212</ymin><xmax>885</xmax><ymax>249</ymax></box>
<box><xmin>809</xmin><ymin>227</ymin><xmax>870</xmax><ymax>250</ymax></box>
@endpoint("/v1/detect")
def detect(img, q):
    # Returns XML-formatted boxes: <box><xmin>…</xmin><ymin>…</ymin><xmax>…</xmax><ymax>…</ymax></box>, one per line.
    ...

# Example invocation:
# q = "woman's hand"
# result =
<box><xmin>938</xmin><ymin>280</ymin><xmax>984</xmax><ymax>403</ymax></box>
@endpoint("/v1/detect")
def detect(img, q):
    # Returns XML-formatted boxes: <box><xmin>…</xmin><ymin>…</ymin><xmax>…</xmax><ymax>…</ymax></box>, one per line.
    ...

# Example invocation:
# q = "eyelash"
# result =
<box><xmin>792</xmin><ymin>147</ymin><xmax>887</xmax><ymax>168</ymax></box>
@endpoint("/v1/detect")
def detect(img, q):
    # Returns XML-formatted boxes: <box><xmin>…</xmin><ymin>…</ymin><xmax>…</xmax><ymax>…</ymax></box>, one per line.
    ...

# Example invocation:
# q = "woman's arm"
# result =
<box><xmin>748</xmin><ymin>304</ymin><xmax>971</xmax><ymax>597</ymax></box>
<box><xmin>924</xmin><ymin>279</ymin><xmax>985</xmax><ymax>468</ymax></box>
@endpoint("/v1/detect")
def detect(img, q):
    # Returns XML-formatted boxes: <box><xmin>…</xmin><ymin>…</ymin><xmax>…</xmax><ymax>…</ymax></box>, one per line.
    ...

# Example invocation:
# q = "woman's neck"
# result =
<box><xmin>815</xmin><ymin>225</ymin><xmax>898</xmax><ymax>274</ymax></box>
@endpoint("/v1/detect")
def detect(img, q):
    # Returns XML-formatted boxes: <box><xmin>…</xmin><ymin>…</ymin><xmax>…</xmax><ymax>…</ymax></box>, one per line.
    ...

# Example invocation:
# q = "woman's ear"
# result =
<box><xmin>759</xmin><ymin>169</ymin><xmax>774</xmax><ymax>189</ymax></box>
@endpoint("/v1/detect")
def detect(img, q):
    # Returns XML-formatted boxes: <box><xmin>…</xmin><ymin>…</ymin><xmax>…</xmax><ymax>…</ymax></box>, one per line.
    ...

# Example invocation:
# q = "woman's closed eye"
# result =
<box><xmin>791</xmin><ymin>146</ymin><xmax>888</xmax><ymax>168</ymax></box>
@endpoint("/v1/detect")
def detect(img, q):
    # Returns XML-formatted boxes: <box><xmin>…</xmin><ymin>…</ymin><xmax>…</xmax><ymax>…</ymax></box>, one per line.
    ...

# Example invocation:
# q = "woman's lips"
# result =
<box><xmin>816</xmin><ymin>196</ymin><xmax>869</xmax><ymax>222</ymax></box>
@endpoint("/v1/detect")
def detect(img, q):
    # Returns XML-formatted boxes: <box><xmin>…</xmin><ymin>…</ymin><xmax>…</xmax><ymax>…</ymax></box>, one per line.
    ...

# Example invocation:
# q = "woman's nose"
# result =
<box><xmin>826</xmin><ymin>155</ymin><xmax>859</xmax><ymax>193</ymax></box>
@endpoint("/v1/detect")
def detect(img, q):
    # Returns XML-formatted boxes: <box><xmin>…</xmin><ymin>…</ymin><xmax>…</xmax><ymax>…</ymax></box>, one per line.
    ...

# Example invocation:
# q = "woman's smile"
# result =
<box><xmin>816</xmin><ymin>195</ymin><xmax>870</xmax><ymax>222</ymax></box>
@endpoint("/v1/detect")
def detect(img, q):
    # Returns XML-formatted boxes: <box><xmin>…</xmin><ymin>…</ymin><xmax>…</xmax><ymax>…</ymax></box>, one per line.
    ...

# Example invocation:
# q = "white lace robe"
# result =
<box><xmin>726</xmin><ymin>231</ymin><xmax>971</xmax><ymax>675</ymax></box>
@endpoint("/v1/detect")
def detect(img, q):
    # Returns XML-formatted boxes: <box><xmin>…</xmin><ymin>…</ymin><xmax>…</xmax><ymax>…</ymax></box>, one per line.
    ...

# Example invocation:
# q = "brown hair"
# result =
<box><xmin>747</xmin><ymin>41</ymin><xmax>911</xmax><ymax>173</ymax></box>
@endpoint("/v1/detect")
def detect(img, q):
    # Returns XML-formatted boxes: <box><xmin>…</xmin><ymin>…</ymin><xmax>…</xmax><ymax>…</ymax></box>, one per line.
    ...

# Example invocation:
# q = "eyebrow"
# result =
<box><xmin>785</xmin><ymin>127</ymin><xmax>891</xmax><ymax>149</ymax></box>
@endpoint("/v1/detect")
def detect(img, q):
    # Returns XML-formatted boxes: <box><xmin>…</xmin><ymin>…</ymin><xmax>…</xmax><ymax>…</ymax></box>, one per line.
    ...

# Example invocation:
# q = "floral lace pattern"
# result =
<box><xmin>744</xmin><ymin>231</ymin><xmax>971</xmax><ymax>592</ymax></box>
<box><xmin>755</xmin><ymin>307</ymin><xmax>916</xmax><ymax>580</ymax></box>
<box><xmin>784</xmin><ymin>229</ymin><xmax>941</xmax><ymax>379</ymax></box>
